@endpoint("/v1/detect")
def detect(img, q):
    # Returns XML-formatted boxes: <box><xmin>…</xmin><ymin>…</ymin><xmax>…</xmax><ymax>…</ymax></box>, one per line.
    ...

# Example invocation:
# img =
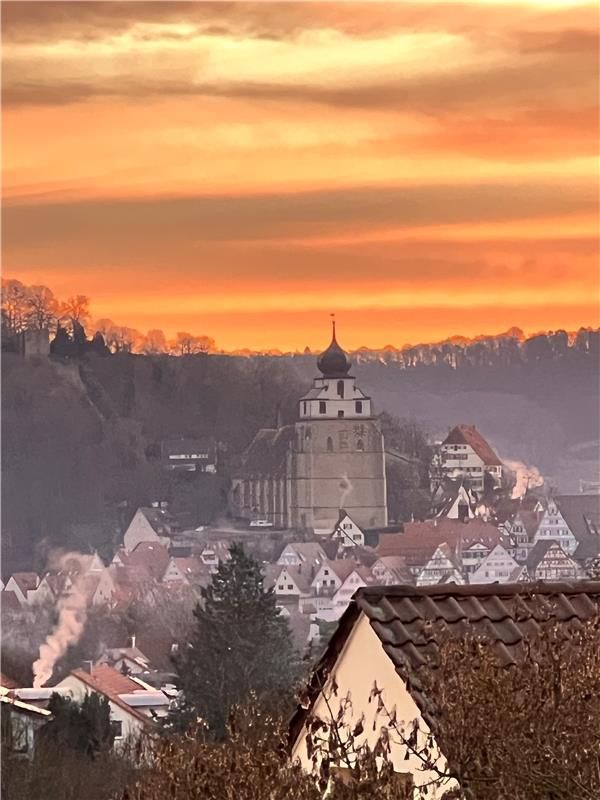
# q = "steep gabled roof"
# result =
<box><xmin>264</xmin><ymin>563</ymin><xmax>313</xmax><ymax>595</ymax></box>
<box><xmin>442</xmin><ymin>424</ymin><xmax>502</xmax><ymax>466</ymax></box>
<box><xmin>138</xmin><ymin>506</ymin><xmax>176</xmax><ymax>536</ymax></box>
<box><xmin>236</xmin><ymin>425</ymin><xmax>295</xmax><ymax>477</ymax></box>
<box><xmin>323</xmin><ymin>559</ymin><xmax>358</xmax><ymax>584</ymax></box>
<box><xmin>554</xmin><ymin>495</ymin><xmax>600</xmax><ymax>560</ymax></box>
<box><xmin>280</xmin><ymin>542</ymin><xmax>327</xmax><ymax>567</ymax></box>
<box><xmin>9</xmin><ymin>572</ymin><xmax>39</xmax><ymax>593</ymax></box>
<box><xmin>516</xmin><ymin>510</ymin><xmax>542</xmax><ymax>539</ymax></box>
<box><xmin>69</xmin><ymin>665</ymin><xmax>152</xmax><ymax>725</ymax></box>
<box><xmin>120</xmin><ymin>542</ymin><xmax>170</xmax><ymax>580</ymax></box>
<box><xmin>525</xmin><ymin>540</ymin><xmax>578</xmax><ymax>573</ymax></box>
<box><xmin>289</xmin><ymin>581</ymin><xmax>600</xmax><ymax>745</ymax></box>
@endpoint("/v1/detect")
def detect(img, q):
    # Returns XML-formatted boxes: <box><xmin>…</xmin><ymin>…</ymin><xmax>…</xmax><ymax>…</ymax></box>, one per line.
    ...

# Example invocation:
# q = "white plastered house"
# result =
<box><xmin>289</xmin><ymin>581</ymin><xmax>600</xmax><ymax>796</ymax></box>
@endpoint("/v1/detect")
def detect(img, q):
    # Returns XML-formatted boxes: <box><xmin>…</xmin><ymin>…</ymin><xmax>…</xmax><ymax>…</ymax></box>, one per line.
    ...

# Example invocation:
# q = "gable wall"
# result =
<box><xmin>123</xmin><ymin>511</ymin><xmax>161</xmax><ymax>553</ymax></box>
<box><xmin>291</xmin><ymin>613</ymin><xmax>455</xmax><ymax>796</ymax></box>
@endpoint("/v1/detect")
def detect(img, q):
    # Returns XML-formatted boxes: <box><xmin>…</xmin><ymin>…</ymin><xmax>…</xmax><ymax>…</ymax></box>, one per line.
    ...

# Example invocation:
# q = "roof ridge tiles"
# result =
<box><xmin>356</xmin><ymin>580</ymin><xmax>600</xmax><ymax>601</ymax></box>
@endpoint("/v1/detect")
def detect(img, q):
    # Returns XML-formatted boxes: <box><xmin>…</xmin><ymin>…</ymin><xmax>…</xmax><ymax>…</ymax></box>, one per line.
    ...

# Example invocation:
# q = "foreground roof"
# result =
<box><xmin>289</xmin><ymin>580</ymin><xmax>600</xmax><ymax>745</ymax></box>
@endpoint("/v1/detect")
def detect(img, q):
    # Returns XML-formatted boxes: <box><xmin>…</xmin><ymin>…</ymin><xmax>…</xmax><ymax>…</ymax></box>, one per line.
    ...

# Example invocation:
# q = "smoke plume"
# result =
<box><xmin>504</xmin><ymin>459</ymin><xmax>544</xmax><ymax>500</ymax></box>
<box><xmin>32</xmin><ymin>553</ymin><xmax>90</xmax><ymax>688</ymax></box>
<box><xmin>339</xmin><ymin>473</ymin><xmax>354</xmax><ymax>509</ymax></box>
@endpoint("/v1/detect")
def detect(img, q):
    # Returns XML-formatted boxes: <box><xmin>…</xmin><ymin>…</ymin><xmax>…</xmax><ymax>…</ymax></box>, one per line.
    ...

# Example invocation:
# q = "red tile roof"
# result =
<box><xmin>120</xmin><ymin>542</ymin><xmax>170</xmax><ymax>580</ymax></box>
<box><xmin>378</xmin><ymin>520</ymin><xmax>504</xmax><ymax>567</ymax></box>
<box><xmin>442</xmin><ymin>424</ymin><xmax>502</xmax><ymax>466</ymax></box>
<box><xmin>69</xmin><ymin>665</ymin><xmax>152</xmax><ymax>725</ymax></box>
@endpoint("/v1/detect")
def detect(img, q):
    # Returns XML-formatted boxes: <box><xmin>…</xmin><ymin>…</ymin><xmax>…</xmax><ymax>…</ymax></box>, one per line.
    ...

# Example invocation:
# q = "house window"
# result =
<box><xmin>287</xmin><ymin>584</ymin><xmax>293</xmax><ymax>590</ymax></box>
<box><xmin>338</xmin><ymin>410</ymin><xmax>344</xmax><ymax>418</ymax></box>
<box><xmin>278</xmin><ymin>584</ymin><xmax>284</xmax><ymax>590</ymax></box>
<box><xmin>111</xmin><ymin>720</ymin><xmax>123</xmax><ymax>739</ymax></box>
<box><xmin>319</xmin><ymin>401</ymin><xmax>326</xmax><ymax>414</ymax></box>
<box><xmin>324</xmin><ymin>569</ymin><xmax>329</xmax><ymax>575</ymax></box>
<box><xmin>337</xmin><ymin>381</ymin><xmax>345</xmax><ymax>398</ymax></box>
<box><xmin>355</xmin><ymin>401</ymin><xmax>363</xmax><ymax>413</ymax></box>
<box><xmin>303</xmin><ymin>402</ymin><xmax>307</xmax><ymax>415</ymax></box>
<box><xmin>326</xmin><ymin>436</ymin><xmax>334</xmax><ymax>452</ymax></box>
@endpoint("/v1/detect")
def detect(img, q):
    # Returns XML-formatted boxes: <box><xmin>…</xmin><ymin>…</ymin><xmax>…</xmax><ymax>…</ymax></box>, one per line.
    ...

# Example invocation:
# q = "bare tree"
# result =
<box><xmin>171</xmin><ymin>331</ymin><xmax>216</xmax><ymax>356</ymax></box>
<box><xmin>61</xmin><ymin>295</ymin><xmax>91</xmax><ymax>327</ymax></box>
<box><xmin>25</xmin><ymin>285</ymin><xmax>59</xmax><ymax>332</ymax></box>
<box><xmin>1</xmin><ymin>278</ymin><xmax>29</xmax><ymax>334</ymax></box>
<box><xmin>141</xmin><ymin>329</ymin><xmax>167</xmax><ymax>355</ymax></box>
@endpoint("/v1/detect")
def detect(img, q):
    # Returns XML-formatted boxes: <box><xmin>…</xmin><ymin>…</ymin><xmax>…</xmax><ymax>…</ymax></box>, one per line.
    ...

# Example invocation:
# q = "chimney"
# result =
<box><xmin>81</xmin><ymin>660</ymin><xmax>93</xmax><ymax>675</ymax></box>
<box><xmin>130</xmin><ymin>634</ymin><xmax>136</xmax><ymax>649</ymax></box>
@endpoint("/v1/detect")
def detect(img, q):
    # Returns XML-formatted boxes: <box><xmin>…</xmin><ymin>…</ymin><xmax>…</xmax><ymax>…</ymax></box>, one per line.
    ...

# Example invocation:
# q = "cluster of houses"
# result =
<box><xmin>265</xmin><ymin>493</ymin><xmax>600</xmax><ymax>628</ymax></box>
<box><xmin>3</xmin><ymin>491</ymin><xmax>600</xmax><ymax>638</ymax></box>
<box><xmin>1</xmin><ymin>659</ymin><xmax>174</xmax><ymax>760</ymax></box>
<box><xmin>1</xmin><ymin>506</ymin><xmax>232</xmax><ymax>613</ymax></box>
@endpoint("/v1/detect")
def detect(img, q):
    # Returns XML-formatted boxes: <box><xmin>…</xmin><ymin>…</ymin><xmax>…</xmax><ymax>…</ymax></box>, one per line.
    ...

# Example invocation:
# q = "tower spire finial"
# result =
<box><xmin>330</xmin><ymin>312</ymin><xmax>336</xmax><ymax>341</ymax></box>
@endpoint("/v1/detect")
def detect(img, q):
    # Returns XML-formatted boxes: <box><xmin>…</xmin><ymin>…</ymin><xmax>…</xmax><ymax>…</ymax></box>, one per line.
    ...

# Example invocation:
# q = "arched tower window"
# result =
<box><xmin>356</xmin><ymin>439</ymin><xmax>364</xmax><ymax>451</ymax></box>
<box><xmin>337</xmin><ymin>380</ymin><xmax>345</xmax><ymax>398</ymax></box>
<box><xmin>326</xmin><ymin>436</ymin><xmax>334</xmax><ymax>452</ymax></box>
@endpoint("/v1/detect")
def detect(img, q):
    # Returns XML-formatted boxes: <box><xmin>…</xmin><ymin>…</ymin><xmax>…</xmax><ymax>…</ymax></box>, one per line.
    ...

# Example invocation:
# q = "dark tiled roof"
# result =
<box><xmin>555</xmin><ymin>495</ymin><xmax>600</xmax><ymax>560</ymax></box>
<box><xmin>442</xmin><ymin>424</ymin><xmax>502</xmax><ymax>466</ymax></box>
<box><xmin>161</xmin><ymin>436</ymin><xmax>216</xmax><ymax>458</ymax></box>
<box><xmin>236</xmin><ymin>425</ymin><xmax>295</xmax><ymax>477</ymax></box>
<box><xmin>289</xmin><ymin>581</ymin><xmax>600</xmax><ymax>746</ymax></box>
<box><xmin>517</xmin><ymin>510</ymin><xmax>542</xmax><ymax>539</ymax></box>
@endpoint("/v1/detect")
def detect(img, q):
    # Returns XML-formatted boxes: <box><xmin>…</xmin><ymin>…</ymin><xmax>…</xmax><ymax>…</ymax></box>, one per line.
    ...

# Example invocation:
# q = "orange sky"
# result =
<box><xmin>2</xmin><ymin>0</ymin><xmax>599</xmax><ymax>351</ymax></box>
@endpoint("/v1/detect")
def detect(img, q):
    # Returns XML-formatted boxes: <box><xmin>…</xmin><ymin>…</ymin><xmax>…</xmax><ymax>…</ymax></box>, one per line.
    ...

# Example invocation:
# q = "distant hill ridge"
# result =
<box><xmin>233</xmin><ymin>327</ymin><xmax>598</xmax><ymax>360</ymax></box>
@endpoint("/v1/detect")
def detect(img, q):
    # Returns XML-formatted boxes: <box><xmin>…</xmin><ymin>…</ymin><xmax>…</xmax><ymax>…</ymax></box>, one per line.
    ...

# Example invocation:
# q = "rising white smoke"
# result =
<box><xmin>32</xmin><ymin>553</ymin><xmax>90</xmax><ymax>688</ymax></box>
<box><xmin>339</xmin><ymin>473</ymin><xmax>354</xmax><ymax>509</ymax></box>
<box><xmin>504</xmin><ymin>459</ymin><xmax>544</xmax><ymax>500</ymax></box>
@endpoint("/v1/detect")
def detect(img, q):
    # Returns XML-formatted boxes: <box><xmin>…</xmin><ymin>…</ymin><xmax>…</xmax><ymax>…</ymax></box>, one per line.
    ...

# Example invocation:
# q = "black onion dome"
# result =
<box><xmin>317</xmin><ymin>323</ymin><xmax>352</xmax><ymax>377</ymax></box>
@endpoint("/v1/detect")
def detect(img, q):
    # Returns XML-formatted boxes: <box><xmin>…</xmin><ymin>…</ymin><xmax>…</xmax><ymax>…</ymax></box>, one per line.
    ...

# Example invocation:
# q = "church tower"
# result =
<box><xmin>289</xmin><ymin>322</ymin><xmax>388</xmax><ymax>531</ymax></box>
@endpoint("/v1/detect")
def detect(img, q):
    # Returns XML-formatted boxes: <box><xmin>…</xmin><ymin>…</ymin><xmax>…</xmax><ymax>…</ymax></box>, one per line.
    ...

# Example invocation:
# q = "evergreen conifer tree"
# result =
<box><xmin>174</xmin><ymin>543</ymin><xmax>300</xmax><ymax>736</ymax></box>
<box><xmin>42</xmin><ymin>692</ymin><xmax>115</xmax><ymax>758</ymax></box>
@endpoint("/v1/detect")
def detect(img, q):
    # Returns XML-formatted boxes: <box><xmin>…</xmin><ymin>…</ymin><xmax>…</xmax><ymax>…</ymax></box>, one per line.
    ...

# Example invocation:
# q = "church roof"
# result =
<box><xmin>237</xmin><ymin>425</ymin><xmax>295</xmax><ymax>477</ymax></box>
<box><xmin>316</xmin><ymin>322</ymin><xmax>352</xmax><ymax>378</ymax></box>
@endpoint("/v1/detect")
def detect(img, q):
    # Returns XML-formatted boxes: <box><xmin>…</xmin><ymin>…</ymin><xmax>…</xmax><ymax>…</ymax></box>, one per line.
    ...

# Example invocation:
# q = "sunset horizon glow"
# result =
<box><xmin>2</xmin><ymin>0</ymin><xmax>598</xmax><ymax>351</ymax></box>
